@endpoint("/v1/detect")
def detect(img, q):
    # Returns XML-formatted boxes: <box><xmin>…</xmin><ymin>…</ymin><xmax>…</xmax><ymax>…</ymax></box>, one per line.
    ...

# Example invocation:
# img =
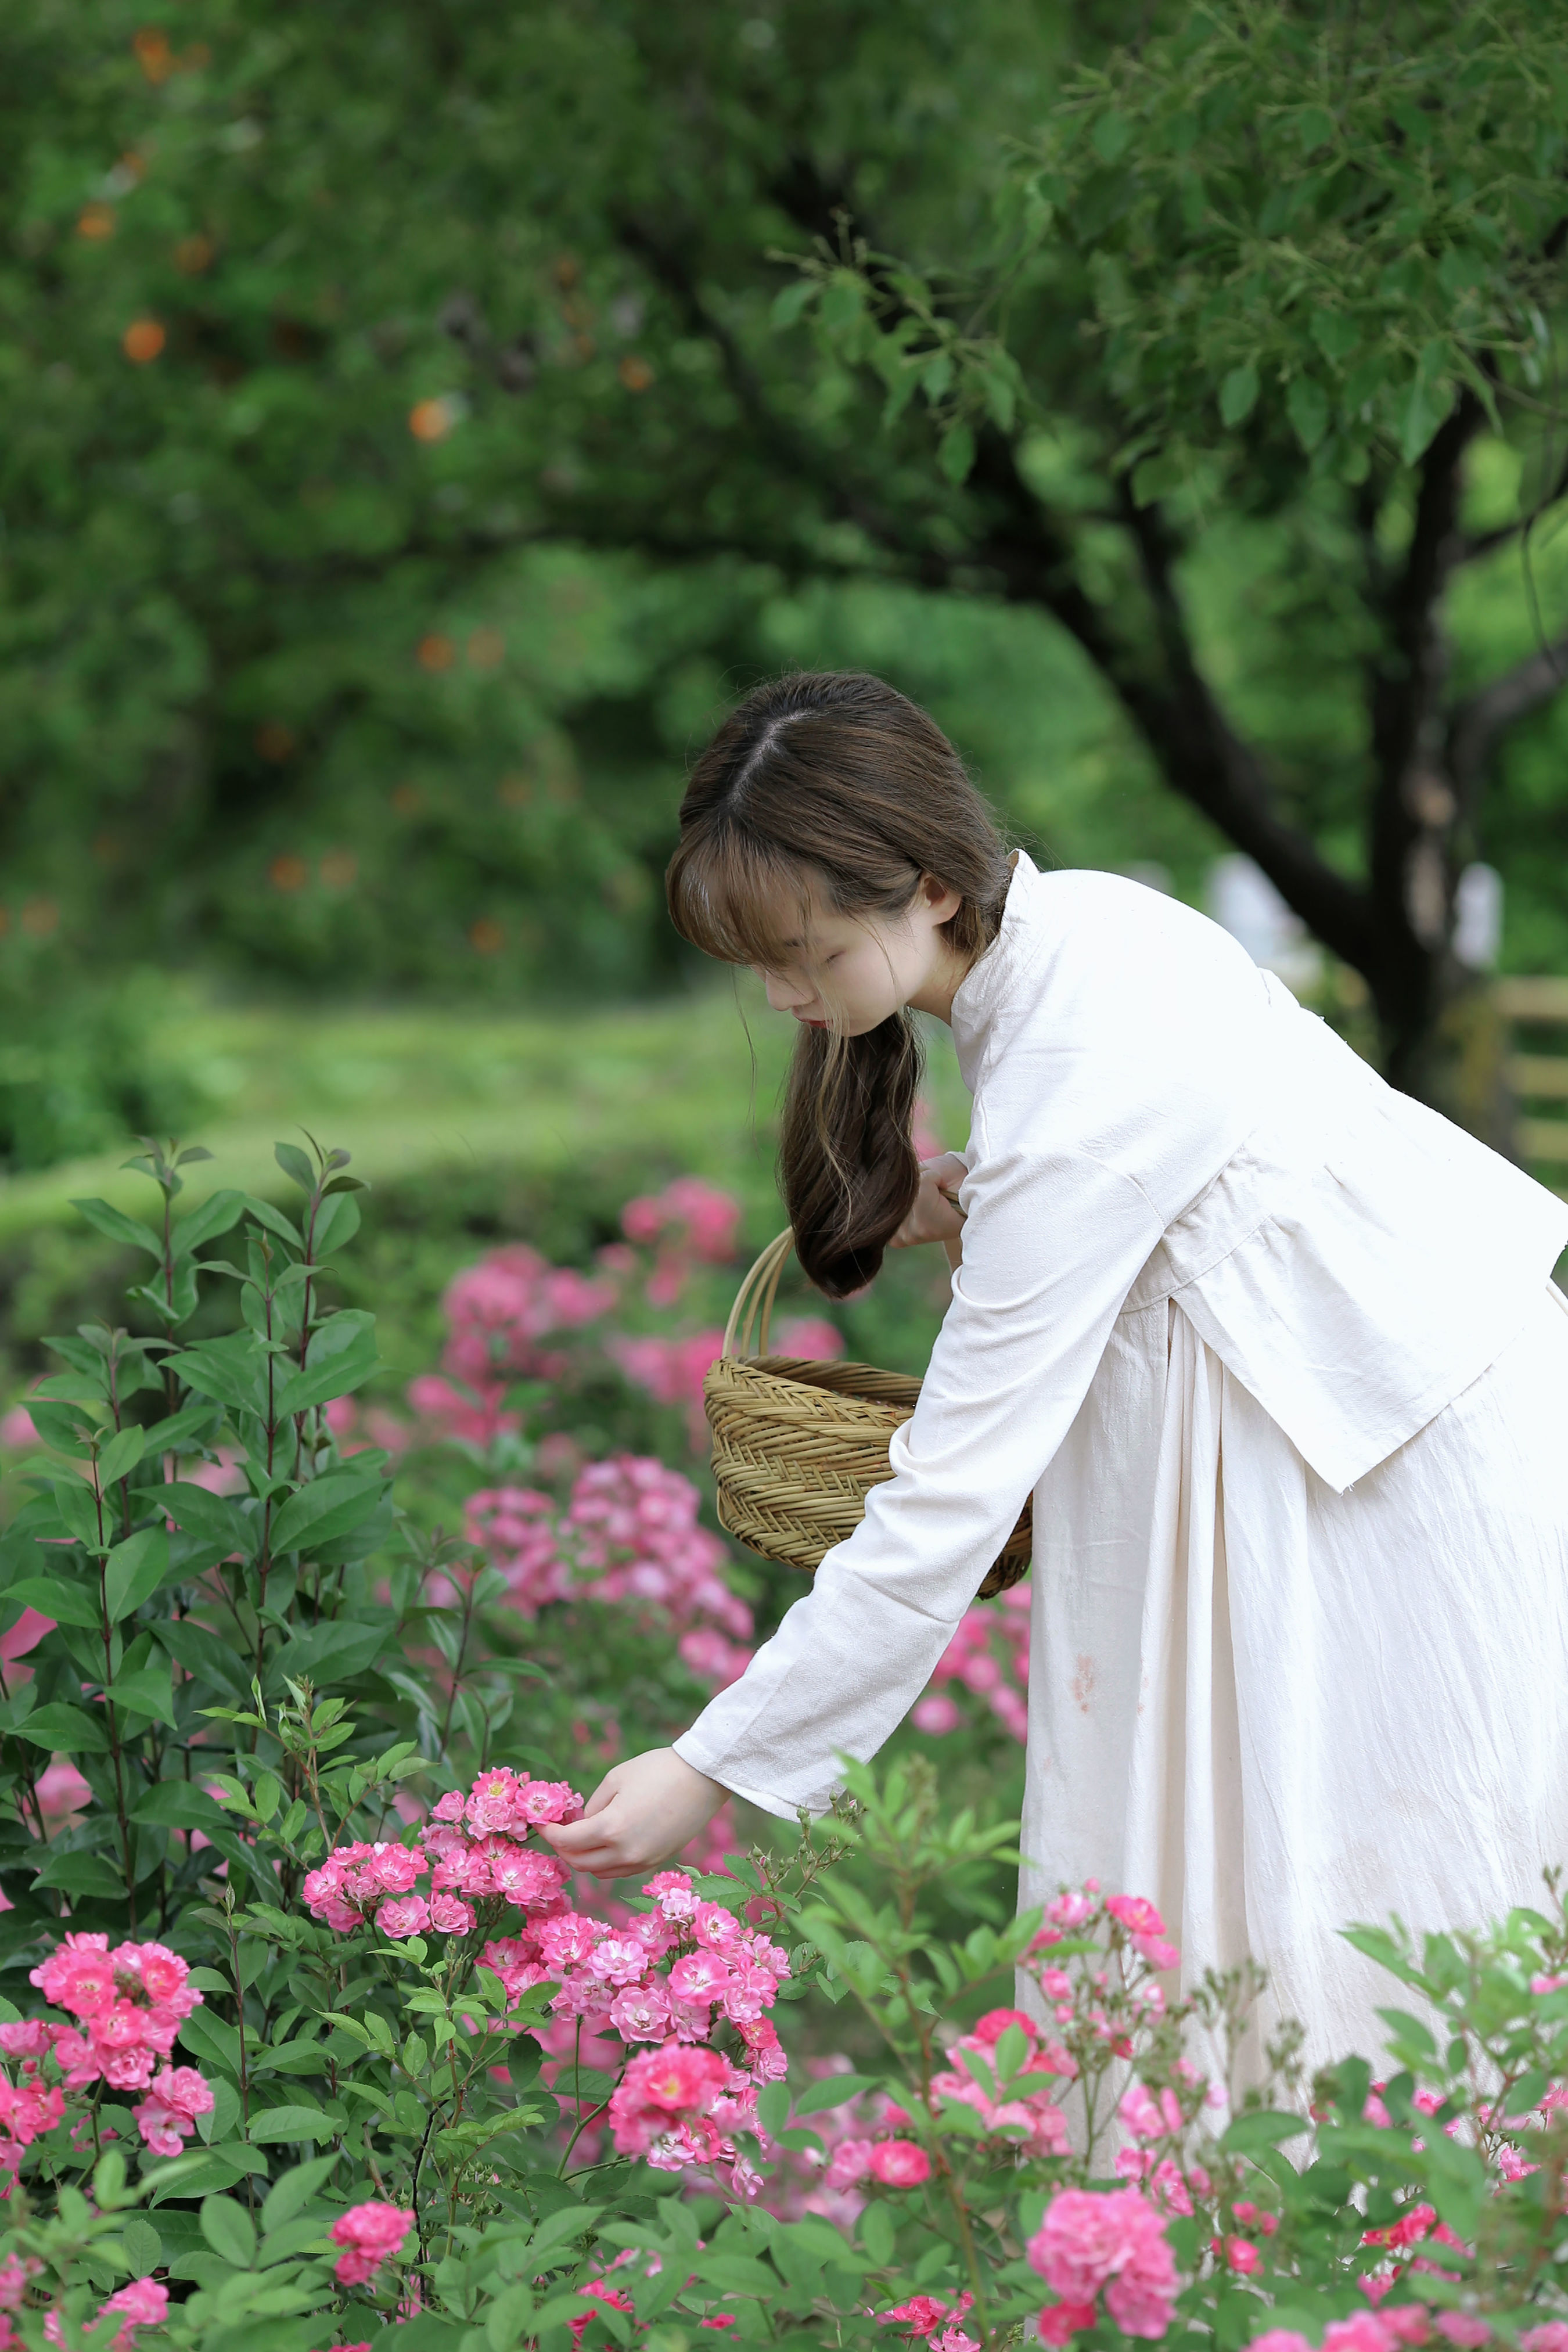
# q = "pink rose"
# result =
<box><xmin>1027</xmin><ymin>2188</ymin><xmax>1177</xmax><ymax>2341</ymax></box>
<box><xmin>869</xmin><ymin>2140</ymin><xmax>930</xmax><ymax>2186</ymax></box>
<box><xmin>1037</xmin><ymin>2304</ymin><xmax>1099</xmax><ymax>2346</ymax></box>
<box><xmin>376</xmin><ymin>1897</ymin><xmax>431</xmax><ymax>1940</ymax></box>
<box><xmin>427</xmin><ymin>1891</ymin><xmax>476</xmax><ymax>1936</ymax></box>
<box><xmin>329</xmin><ymin>2201</ymin><xmax>412</xmax><ymax>2286</ymax></box>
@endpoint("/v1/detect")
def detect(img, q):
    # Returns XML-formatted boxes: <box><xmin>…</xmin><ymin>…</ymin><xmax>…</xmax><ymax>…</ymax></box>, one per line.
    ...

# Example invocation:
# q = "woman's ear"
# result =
<box><xmin>920</xmin><ymin>873</ymin><xmax>964</xmax><ymax>925</ymax></box>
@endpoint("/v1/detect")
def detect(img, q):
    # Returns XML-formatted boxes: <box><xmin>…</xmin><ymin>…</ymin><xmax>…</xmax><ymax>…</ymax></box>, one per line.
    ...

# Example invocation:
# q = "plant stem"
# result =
<box><xmin>94</xmin><ymin>1468</ymin><xmax>137</xmax><ymax>1931</ymax></box>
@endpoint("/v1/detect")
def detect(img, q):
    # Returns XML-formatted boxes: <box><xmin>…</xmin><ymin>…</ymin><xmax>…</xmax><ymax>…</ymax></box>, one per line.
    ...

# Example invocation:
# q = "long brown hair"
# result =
<box><xmin>666</xmin><ymin>672</ymin><xmax>1012</xmax><ymax>1298</ymax></box>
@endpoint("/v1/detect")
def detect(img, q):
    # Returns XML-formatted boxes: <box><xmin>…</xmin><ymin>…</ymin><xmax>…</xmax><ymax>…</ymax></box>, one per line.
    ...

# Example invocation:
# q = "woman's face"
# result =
<box><xmin>749</xmin><ymin>872</ymin><xmax>963</xmax><ymax>1035</ymax></box>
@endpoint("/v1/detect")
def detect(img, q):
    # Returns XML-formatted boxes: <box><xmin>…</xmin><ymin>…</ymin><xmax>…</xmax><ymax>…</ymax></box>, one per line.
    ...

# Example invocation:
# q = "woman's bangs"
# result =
<box><xmin>667</xmin><ymin>830</ymin><xmax>815</xmax><ymax>968</ymax></box>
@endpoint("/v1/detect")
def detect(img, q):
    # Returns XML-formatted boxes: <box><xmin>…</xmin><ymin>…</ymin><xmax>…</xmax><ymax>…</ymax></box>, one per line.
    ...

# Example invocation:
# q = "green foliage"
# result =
<box><xmin>788</xmin><ymin>3</ymin><xmax>1568</xmax><ymax>499</ymax></box>
<box><xmin>0</xmin><ymin>0</ymin><xmax>1077</xmax><ymax>997</ymax></box>
<box><xmin>0</xmin><ymin>949</ymin><xmax>207</xmax><ymax>1176</ymax></box>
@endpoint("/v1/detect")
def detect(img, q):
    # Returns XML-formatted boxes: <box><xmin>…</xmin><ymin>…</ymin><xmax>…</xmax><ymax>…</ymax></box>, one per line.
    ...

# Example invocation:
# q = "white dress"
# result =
<box><xmin>674</xmin><ymin>855</ymin><xmax>1568</xmax><ymax>2077</ymax></box>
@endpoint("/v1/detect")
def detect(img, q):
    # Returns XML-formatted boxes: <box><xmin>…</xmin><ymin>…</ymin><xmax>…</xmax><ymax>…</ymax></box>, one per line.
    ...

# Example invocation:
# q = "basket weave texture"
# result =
<box><xmin>703</xmin><ymin>1230</ymin><xmax>1032</xmax><ymax>1601</ymax></box>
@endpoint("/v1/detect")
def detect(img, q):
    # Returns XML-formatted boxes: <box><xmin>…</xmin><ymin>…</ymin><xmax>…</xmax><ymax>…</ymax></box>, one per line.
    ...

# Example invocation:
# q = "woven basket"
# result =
<box><xmin>703</xmin><ymin>1229</ymin><xmax>1031</xmax><ymax>1601</ymax></box>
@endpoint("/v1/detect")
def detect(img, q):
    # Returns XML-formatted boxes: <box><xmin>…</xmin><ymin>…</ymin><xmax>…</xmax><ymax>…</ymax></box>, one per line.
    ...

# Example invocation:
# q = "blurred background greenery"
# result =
<box><xmin>1</xmin><ymin>0</ymin><xmax>1565</xmax><ymax>1294</ymax></box>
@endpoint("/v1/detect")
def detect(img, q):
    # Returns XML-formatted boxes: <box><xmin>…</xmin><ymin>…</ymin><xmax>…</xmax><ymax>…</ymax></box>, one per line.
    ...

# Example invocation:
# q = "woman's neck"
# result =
<box><xmin>912</xmin><ymin>852</ymin><xmax>1016</xmax><ymax>1026</ymax></box>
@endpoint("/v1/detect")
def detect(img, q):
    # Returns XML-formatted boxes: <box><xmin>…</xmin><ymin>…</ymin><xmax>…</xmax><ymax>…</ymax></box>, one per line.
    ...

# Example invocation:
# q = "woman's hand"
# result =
<box><xmin>538</xmin><ymin>1747</ymin><xmax>727</xmax><ymax>1879</ymax></box>
<box><xmin>890</xmin><ymin>1151</ymin><xmax>968</xmax><ymax>1253</ymax></box>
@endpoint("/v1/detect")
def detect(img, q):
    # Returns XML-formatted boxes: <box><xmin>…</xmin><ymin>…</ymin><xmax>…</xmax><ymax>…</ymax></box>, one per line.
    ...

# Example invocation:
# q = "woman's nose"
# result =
<box><xmin>761</xmin><ymin>969</ymin><xmax>811</xmax><ymax>1013</ymax></box>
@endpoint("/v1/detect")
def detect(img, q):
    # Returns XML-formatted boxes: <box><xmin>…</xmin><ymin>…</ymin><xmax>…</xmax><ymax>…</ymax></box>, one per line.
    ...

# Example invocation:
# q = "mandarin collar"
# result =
<box><xmin>949</xmin><ymin>849</ymin><xmax>1039</xmax><ymax>1094</ymax></box>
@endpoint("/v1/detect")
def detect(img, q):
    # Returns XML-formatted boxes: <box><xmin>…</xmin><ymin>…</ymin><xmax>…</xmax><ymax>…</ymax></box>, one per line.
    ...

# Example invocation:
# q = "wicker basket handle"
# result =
<box><xmin>722</xmin><ymin>1228</ymin><xmax>795</xmax><ymax>1360</ymax></box>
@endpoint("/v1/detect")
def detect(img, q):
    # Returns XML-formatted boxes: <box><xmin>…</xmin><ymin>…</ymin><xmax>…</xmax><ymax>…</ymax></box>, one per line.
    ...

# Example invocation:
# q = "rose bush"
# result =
<box><xmin>3</xmin><ymin>1143</ymin><xmax>1568</xmax><ymax>2351</ymax></box>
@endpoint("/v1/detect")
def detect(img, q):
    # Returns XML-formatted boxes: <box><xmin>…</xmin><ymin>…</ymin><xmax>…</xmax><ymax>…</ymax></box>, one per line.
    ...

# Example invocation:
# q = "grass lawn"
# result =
<box><xmin>0</xmin><ymin>982</ymin><xmax>974</xmax><ymax>1241</ymax></box>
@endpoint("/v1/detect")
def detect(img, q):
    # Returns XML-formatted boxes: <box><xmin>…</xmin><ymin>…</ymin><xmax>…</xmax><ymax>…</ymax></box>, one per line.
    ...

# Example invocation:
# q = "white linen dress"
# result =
<box><xmin>674</xmin><ymin>854</ymin><xmax>1568</xmax><ymax>2077</ymax></box>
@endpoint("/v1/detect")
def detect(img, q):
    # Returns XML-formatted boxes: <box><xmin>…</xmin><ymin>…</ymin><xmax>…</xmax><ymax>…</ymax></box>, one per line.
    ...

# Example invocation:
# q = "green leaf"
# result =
<box><xmin>1310</xmin><ymin>310</ymin><xmax>1359</xmax><ymax>364</ymax></box>
<box><xmin>1131</xmin><ymin>448</ymin><xmax>1185</xmax><ymax>506</ymax></box>
<box><xmin>757</xmin><ymin>2081</ymin><xmax>791</xmax><ymax>2137</ymax></box>
<box><xmin>979</xmin><ymin>368</ymin><xmax>1016</xmax><ymax>433</ymax></box>
<box><xmin>181</xmin><ymin>2008</ymin><xmax>243</xmax><ymax>2074</ymax></box>
<box><xmin>131</xmin><ymin>1779</ymin><xmax>227</xmax><ymax>1830</ymax></box>
<box><xmin>307</xmin><ymin>1191</ymin><xmax>361</xmax><ymax>1258</ymax></box>
<box><xmin>26</xmin><ymin>1401</ymin><xmax>100</xmax><ymax>1456</ymax></box>
<box><xmin>33</xmin><ymin>1852</ymin><xmax>124</xmax><ymax>1898</ymax></box>
<box><xmin>260</xmin><ymin>2155</ymin><xmax>341</xmax><ymax>2238</ymax></box>
<box><xmin>1286</xmin><ymin>373</ymin><xmax>1329</xmax><ymax>452</ymax></box>
<box><xmin>96</xmin><ymin>1425</ymin><xmax>146</xmax><ymax>1487</ymax></box>
<box><xmin>937</xmin><ymin>423</ymin><xmax>975</xmax><ymax>485</ymax></box>
<box><xmin>1091</xmin><ymin>110</ymin><xmax>1132</xmax><ymax>163</ymax></box>
<box><xmin>771</xmin><ymin>279</ymin><xmax>815</xmax><ymax>329</ymax></box>
<box><xmin>268</xmin><ymin>1472</ymin><xmax>386</xmax><ymax>1555</ymax></box>
<box><xmin>70</xmin><ymin>1199</ymin><xmax>161</xmax><ymax>1257</ymax></box>
<box><xmin>200</xmin><ymin>2193</ymin><xmax>257</xmax><ymax>2270</ymax></box>
<box><xmin>6</xmin><ymin>1573</ymin><xmax>104</xmax><ymax>1630</ymax></box>
<box><xmin>238</xmin><ymin>1196</ymin><xmax>303</xmax><ymax>1248</ymax></box>
<box><xmin>860</xmin><ymin>2201</ymin><xmax>896</xmax><ymax>2267</ymax></box>
<box><xmin>49</xmin><ymin>1478</ymin><xmax>107</xmax><ymax>1551</ymax></box>
<box><xmin>1295</xmin><ymin>105</ymin><xmax>1336</xmax><ymax>153</ymax></box>
<box><xmin>152</xmin><ymin>1617</ymin><xmax>255</xmax><ymax>1700</ymax></box>
<box><xmin>793</xmin><ymin>2074</ymin><xmax>880</xmax><ymax>2115</ymax></box>
<box><xmin>163</xmin><ymin>1333</ymin><xmax>269</xmax><ymax>1418</ymax></box>
<box><xmin>249</xmin><ymin>2104</ymin><xmax>337</xmax><ymax>2145</ymax></box>
<box><xmin>15</xmin><ymin>1703</ymin><xmax>111</xmax><ymax>1753</ymax></box>
<box><xmin>139</xmin><ymin>1401</ymin><xmax>225</xmax><ymax>1455</ymax></box>
<box><xmin>1218</xmin><ymin>364</ymin><xmax>1259</xmax><ymax>426</ymax></box>
<box><xmin>121</xmin><ymin>2218</ymin><xmax>163</xmax><ymax>2278</ymax></box>
<box><xmin>274</xmin><ymin>1143</ymin><xmax>317</xmax><ymax>1195</ymax></box>
<box><xmin>1220</xmin><ymin>2109</ymin><xmax>1310</xmax><ymax>2154</ymax></box>
<box><xmin>107</xmin><ymin>1660</ymin><xmax>177</xmax><ymax>1728</ymax></box>
<box><xmin>161</xmin><ymin>1484</ymin><xmax>252</xmax><ymax>1556</ymax></box>
<box><xmin>176</xmin><ymin>1191</ymin><xmax>246</xmax><ymax>1251</ymax></box>
<box><xmin>1401</xmin><ymin>343</ymin><xmax>1454</xmax><ymax>465</ymax></box>
<box><xmin>274</xmin><ymin>1314</ymin><xmax>379</xmax><ymax>1418</ymax></box>
<box><xmin>819</xmin><ymin>273</ymin><xmax>864</xmax><ymax>333</ymax></box>
<box><xmin>103</xmin><ymin>1527</ymin><xmax>172</xmax><ymax>1621</ymax></box>
<box><xmin>921</xmin><ymin>351</ymin><xmax>953</xmax><ymax>404</ymax></box>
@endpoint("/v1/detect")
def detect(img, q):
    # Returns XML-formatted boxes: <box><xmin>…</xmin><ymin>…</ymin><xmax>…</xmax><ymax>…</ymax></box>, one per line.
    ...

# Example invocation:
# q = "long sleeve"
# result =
<box><xmin>674</xmin><ymin>868</ymin><xmax>1274</xmax><ymax>1818</ymax></box>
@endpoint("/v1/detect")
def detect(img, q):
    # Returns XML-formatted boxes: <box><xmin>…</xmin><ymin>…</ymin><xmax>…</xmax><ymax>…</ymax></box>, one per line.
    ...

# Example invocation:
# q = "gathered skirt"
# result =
<box><xmin>1018</xmin><ymin>1279</ymin><xmax>1568</xmax><ymax>2086</ymax></box>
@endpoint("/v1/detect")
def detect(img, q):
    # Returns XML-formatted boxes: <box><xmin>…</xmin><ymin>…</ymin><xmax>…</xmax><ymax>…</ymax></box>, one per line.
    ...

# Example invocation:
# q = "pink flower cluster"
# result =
<box><xmin>1</xmin><ymin>1936</ymin><xmax>212</xmax><ymax>2164</ymax></box>
<box><xmin>482</xmin><ymin>1865</ymin><xmax>790</xmax><ymax>2195</ymax></box>
<box><xmin>760</xmin><ymin>2058</ymin><xmax>899</xmax><ymax>2227</ymax></box>
<box><xmin>621</xmin><ymin>1177</ymin><xmax>742</xmax><ymax>1305</ymax></box>
<box><xmin>1252</xmin><ymin>2313</ymin><xmax>1509</xmax><ymax>2352</ymax></box>
<box><xmin>0</xmin><ymin>2067</ymin><xmax>63</xmax><ymax>2177</ymax></box>
<box><xmin>303</xmin><ymin>1766</ymin><xmax>580</xmax><ymax>1940</ymax></box>
<box><xmin>879</xmin><ymin>2292</ymin><xmax>978</xmax><ymax>2352</ymax></box>
<box><xmin>42</xmin><ymin>2276</ymin><xmax>168</xmax><ymax>2352</ymax></box>
<box><xmin>466</xmin><ymin>1455</ymin><xmax>755</xmax><ymax>1690</ymax></box>
<box><xmin>1028</xmin><ymin>2186</ymin><xmax>1178</xmax><ymax>2341</ymax></box>
<box><xmin>1023</xmin><ymin>1885</ymin><xmax>1177</xmax><ymax>2073</ymax></box>
<box><xmin>607</xmin><ymin>1331</ymin><xmax>728</xmax><ymax>1441</ymax></box>
<box><xmin>926</xmin><ymin>2006</ymin><xmax>1074</xmax><ymax>2156</ymax></box>
<box><xmin>825</xmin><ymin>2137</ymin><xmax>932</xmax><ymax>2191</ymax></box>
<box><xmin>329</xmin><ymin>2200</ymin><xmax>413</xmax><ymax>2286</ymax></box>
<box><xmin>408</xmin><ymin>1243</ymin><xmax>617</xmax><ymax>1444</ymax></box>
<box><xmin>912</xmin><ymin>1587</ymin><xmax>1028</xmax><ymax>1743</ymax></box>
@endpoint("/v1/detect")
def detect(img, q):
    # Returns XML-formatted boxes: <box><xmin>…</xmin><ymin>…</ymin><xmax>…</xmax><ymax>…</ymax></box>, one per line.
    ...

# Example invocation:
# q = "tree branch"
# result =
<box><xmin>1447</xmin><ymin>630</ymin><xmax>1568</xmax><ymax>808</ymax></box>
<box><xmin>1456</xmin><ymin>450</ymin><xmax>1568</xmax><ymax>566</ymax></box>
<box><xmin>1103</xmin><ymin>481</ymin><xmax>1376</xmax><ymax>970</ymax></box>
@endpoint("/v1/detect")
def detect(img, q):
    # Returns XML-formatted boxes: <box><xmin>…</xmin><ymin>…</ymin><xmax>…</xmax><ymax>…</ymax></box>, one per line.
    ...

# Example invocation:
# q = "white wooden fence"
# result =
<box><xmin>1497</xmin><ymin>977</ymin><xmax>1568</xmax><ymax>1191</ymax></box>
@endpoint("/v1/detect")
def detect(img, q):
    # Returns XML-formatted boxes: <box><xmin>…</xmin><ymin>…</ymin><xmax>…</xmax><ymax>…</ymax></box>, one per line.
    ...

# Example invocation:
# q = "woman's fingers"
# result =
<box><xmin>890</xmin><ymin>1153</ymin><xmax>969</xmax><ymax>1249</ymax></box>
<box><xmin>538</xmin><ymin>1747</ymin><xmax>726</xmax><ymax>1879</ymax></box>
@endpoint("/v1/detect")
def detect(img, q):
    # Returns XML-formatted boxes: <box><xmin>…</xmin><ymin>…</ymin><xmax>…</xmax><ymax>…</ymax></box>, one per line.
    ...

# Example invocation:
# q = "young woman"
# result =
<box><xmin>543</xmin><ymin>670</ymin><xmax>1568</xmax><ymax>2070</ymax></box>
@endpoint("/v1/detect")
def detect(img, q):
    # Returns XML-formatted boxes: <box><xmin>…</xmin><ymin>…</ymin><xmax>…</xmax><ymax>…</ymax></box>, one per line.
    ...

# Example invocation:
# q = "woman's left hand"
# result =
<box><xmin>890</xmin><ymin>1151</ymin><xmax>968</xmax><ymax>1250</ymax></box>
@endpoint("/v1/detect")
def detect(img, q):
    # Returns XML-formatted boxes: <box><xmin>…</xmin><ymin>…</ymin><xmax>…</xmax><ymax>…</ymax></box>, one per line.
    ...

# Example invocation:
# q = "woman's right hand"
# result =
<box><xmin>890</xmin><ymin>1152</ymin><xmax>968</xmax><ymax>1251</ymax></box>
